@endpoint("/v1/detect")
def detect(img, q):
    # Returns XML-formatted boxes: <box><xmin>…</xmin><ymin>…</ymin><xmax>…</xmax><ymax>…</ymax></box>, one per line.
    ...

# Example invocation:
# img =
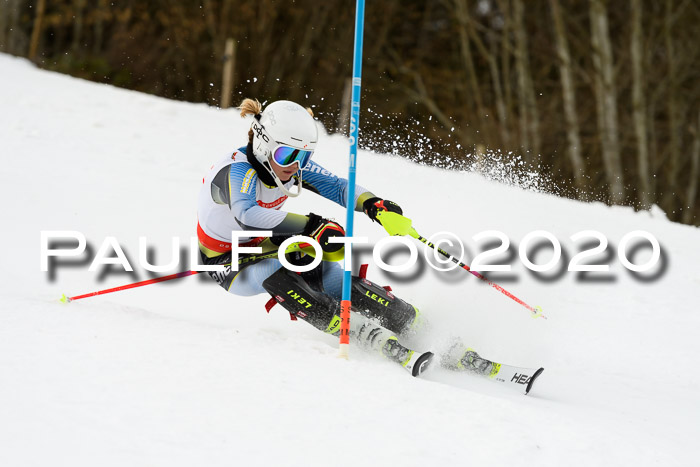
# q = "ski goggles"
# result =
<box><xmin>272</xmin><ymin>145</ymin><xmax>314</xmax><ymax>169</ymax></box>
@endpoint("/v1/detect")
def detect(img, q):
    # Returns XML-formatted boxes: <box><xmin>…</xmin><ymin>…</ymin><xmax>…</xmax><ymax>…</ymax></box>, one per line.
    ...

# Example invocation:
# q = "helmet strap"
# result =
<box><xmin>264</xmin><ymin>156</ymin><xmax>302</xmax><ymax>197</ymax></box>
<box><xmin>246</xmin><ymin>142</ymin><xmax>277</xmax><ymax>186</ymax></box>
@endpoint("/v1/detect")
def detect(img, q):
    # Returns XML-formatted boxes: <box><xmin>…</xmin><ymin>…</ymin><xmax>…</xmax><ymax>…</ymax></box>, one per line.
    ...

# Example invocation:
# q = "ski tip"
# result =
<box><xmin>525</xmin><ymin>367</ymin><xmax>545</xmax><ymax>395</ymax></box>
<box><xmin>59</xmin><ymin>294</ymin><xmax>71</xmax><ymax>304</ymax></box>
<box><xmin>411</xmin><ymin>351</ymin><xmax>434</xmax><ymax>377</ymax></box>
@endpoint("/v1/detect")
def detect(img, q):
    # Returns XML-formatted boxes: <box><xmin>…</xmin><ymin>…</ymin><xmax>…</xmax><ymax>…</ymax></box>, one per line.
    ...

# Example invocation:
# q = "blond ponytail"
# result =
<box><xmin>239</xmin><ymin>98</ymin><xmax>262</xmax><ymax>118</ymax></box>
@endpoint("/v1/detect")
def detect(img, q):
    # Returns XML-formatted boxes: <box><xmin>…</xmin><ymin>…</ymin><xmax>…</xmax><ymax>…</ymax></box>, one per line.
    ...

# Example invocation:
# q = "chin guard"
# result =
<box><xmin>264</xmin><ymin>158</ymin><xmax>303</xmax><ymax>197</ymax></box>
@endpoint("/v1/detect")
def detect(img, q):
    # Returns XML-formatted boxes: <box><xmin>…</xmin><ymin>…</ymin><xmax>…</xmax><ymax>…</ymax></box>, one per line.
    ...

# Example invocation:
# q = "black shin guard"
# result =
<box><xmin>351</xmin><ymin>277</ymin><xmax>420</xmax><ymax>335</ymax></box>
<box><xmin>262</xmin><ymin>268</ymin><xmax>340</xmax><ymax>333</ymax></box>
<box><xmin>263</xmin><ymin>264</ymin><xmax>420</xmax><ymax>337</ymax></box>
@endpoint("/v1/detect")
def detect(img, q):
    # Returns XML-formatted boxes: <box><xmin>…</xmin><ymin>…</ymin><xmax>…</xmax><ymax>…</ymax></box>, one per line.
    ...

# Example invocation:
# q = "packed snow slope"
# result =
<box><xmin>1</xmin><ymin>54</ymin><xmax>699</xmax><ymax>467</ymax></box>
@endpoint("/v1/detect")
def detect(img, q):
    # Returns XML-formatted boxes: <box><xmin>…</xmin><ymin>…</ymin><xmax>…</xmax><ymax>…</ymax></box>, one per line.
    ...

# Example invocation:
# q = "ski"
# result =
<box><xmin>486</xmin><ymin>363</ymin><xmax>545</xmax><ymax>395</ymax></box>
<box><xmin>441</xmin><ymin>346</ymin><xmax>544</xmax><ymax>394</ymax></box>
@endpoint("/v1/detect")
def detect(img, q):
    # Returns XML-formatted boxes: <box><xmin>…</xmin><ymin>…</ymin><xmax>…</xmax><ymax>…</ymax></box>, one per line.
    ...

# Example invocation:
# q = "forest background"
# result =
<box><xmin>1</xmin><ymin>0</ymin><xmax>698</xmax><ymax>225</ymax></box>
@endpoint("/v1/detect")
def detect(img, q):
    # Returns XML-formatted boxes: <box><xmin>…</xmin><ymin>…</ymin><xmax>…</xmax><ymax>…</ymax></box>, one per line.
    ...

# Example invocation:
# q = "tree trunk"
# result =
<box><xmin>292</xmin><ymin>2</ymin><xmax>332</xmax><ymax>92</ymax></box>
<box><xmin>464</xmin><ymin>3</ymin><xmax>510</xmax><ymax>148</ymax></box>
<box><xmin>337</xmin><ymin>77</ymin><xmax>352</xmax><ymax>136</ymax></box>
<box><xmin>5</xmin><ymin>0</ymin><xmax>24</xmax><ymax>55</ymax></box>
<box><xmin>71</xmin><ymin>0</ymin><xmax>86</xmax><ymax>55</ymax></box>
<box><xmin>28</xmin><ymin>0</ymin><xmax>46</xmax><ymax>60</ymax></box>
<box><xmin>589</xmin><ymin>0</ymin><xmax>625</xmax><ymax>204</ymax></box>
<box><xmin>0</xmin><ymin>1</ymin><xmax>7</xmax><ymax>53</ymax></box>
<box><xmin>663</xmin><ymin>0</ymin><xmax>680</xmax><ymax>213</ymax></box>
<box><xmin>499</xmin><ymin>1</ymin><xmax>513</xmax><ymax>145</ymax></box>
<box><xmin>630</xmin><ymin>0</ymin><xmax>652</xmax><ymax>209</ymax></box>
<box><xmin>683</xmin><ymin>110</ymin><xmax>700</xmax><ymax>224</ymax></box>
<box><xmin>221</xmin><ymin>38</ymin><xmax>236</xmax><ymax>109</ymax></box>
<box><xmin>255</xmin><ymin>0</ymin><xmax>278</xmax><ymax>95</ymax></box>
<box><xmin>453</xmin><ymin>0</ymin><xmax>487</xmax><ymax>129</ymax></box>
<box><xmin>513</xmin><ymin>0</ymin><xmax>541</xmax><ymax>164</ymax></box>
<box><xmin>648</xmin><ymin>96</ymin><xmax>658</xmax><ymax>194</ymax></box>
<box><xmin>549</xmin><ymin>0</ymin><xmax>586</xmax><ymax>194</ymax></box>
<box><xmin>93</xmin><ymin>0</ymin><xmax>107</xmax><ymax>55</ymax></box>
<box><xmin>368</xmin><ymin>0</ymin><xmax>398</xmax><ymax>66</ymax></box>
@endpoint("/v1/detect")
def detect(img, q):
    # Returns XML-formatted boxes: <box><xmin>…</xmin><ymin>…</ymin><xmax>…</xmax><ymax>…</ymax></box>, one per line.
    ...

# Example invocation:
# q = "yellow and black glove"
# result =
<box><xmin>303</xmin><ymin>213</ymin><xmax>345</xmax><ymax>253</ymax></box>
<box><xmin>363</xmin><ymin>197</ymin><xmax>403</xmax><ymax>219</ymax></box>
<box><xmin>363</xmin><ymin>197</ymin><xmax>413</xmax><ymax>236</ymax></box>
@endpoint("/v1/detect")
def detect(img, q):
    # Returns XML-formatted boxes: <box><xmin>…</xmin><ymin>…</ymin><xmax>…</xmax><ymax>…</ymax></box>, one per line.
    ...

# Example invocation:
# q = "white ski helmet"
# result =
<box><xmin>250</xmin><ymin>100</ymin><xmax>318</xmax><ymax>197</ymax></box>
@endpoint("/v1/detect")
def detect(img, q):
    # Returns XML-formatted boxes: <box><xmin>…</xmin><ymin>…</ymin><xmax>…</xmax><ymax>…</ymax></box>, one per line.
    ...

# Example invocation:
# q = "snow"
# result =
<box><xmin>1</xmin><ymin>53</ymin><xmax>699</xmax><ymax>466</ymax></box>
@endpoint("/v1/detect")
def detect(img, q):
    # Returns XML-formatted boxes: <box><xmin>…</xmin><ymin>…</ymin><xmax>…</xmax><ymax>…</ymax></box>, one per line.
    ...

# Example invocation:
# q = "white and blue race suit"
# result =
<box><xmin>197</xmin><ymin>145</ymin><xmax>375</xmax><ymax>297</ymax></box>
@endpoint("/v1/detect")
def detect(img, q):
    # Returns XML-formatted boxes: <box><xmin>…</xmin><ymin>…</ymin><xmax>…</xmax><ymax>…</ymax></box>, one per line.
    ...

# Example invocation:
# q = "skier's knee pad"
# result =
<box><xmin>351</xmin><ymin>277</ymin><xmax>422</xmax><ymax>335</ymax></box>
<box><xmin>262</xmin><ymin>267</ymin><xmax>340</xmax><ymax>333</ymax></box>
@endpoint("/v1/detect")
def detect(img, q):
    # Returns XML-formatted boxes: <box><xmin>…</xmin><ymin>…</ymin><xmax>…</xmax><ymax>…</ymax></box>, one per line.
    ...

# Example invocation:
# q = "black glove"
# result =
<box><xmin>363</xmin><ymin>197</ymin><xmax>403</xmax><ymax>223</ymax></box>
<box><xmin>303</xmin><ymin>213</ymin><xmax>345</xmax><ymax>252</ymax></box>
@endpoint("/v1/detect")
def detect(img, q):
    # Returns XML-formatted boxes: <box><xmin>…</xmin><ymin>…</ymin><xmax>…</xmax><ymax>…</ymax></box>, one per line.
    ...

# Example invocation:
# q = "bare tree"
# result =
<box><xmin>403</xmin><ymin>64</ymin><xmax>467</xmax><ymax>147</ymax></box>
<box><xmin>291</xmin><ymin>3</ymin><xmax>334</xmax><ymax>93</ymax></box>
<box><xmin>5</xmin><ymin>0</ymin><xmax>700</xmax><ymax>224</ymax></box>
<box><xmin>71</xmin><ymin>0</ymin><xmax>86</xmax><ymax>55</ymax></box>
<box><xmin>630</xmin><ymin>0</ymin><xmax>652</xmax><ymax>209</ymax></box>
<box><xmin>0</xmin><ymin>2</ymin><xmax>7</xmax><ymax>52</ymax></box>
<box><xmin>462</xmin><ymin>1</ymin><xmax>510</xmax><ymax>147</ymax></box>
<box><xmin>549</xmin><ymin>0</ymin><xmax>586</xmax><ymax>194</ymax></box>
<box><xmin>589</xmin><ymin>0</ymin><xmax>625</xmax><ymax>204</ymax></box>
<box><xmin>663</xmin><ymin>0</ymin><xmax>681</xmax><ymax>212</ymax></box>
<box><xmin>497</xmin><ymin>0</ymin><xmax>513</xmax><ymax>134</ymax></box>
<box><xmin>684</xmin><ymin>110</ymin><xmax>700</xmax><ymax>224</ymax></box>
<box><xmin>5</xmin><ymin>0</ymin><xmax>25</xmax><ymax>55</ymax></box>
<box><xmin>1</xmin><ymin>0</ymin><xmax>18</xmax><ymax>54</ymax></box>
<box><xmin>453</xmin><ymin>0</ymin><xmax>487</xmax><ymax>128</ymax></box>
<box><xmin>513</xmin><ymin>0</ymin><xmax>541</xmax><ymax>164</ymax></box>
<box><xmin>92</xmin><ymin>0</ymin><xmax>107</xmax><ymax>55</ymax></box>
<box><xmin>28</xmin><ymin>0</ymin><xmax>46</xmax><ymax>60</ymax></box>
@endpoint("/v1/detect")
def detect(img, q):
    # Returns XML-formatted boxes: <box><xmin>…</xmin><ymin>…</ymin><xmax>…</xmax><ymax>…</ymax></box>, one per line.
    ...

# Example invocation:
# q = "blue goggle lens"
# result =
<box><xmin>273</xmin><ymin>146</ymin><xmax>313</xmax><ymax>169</ymax></box>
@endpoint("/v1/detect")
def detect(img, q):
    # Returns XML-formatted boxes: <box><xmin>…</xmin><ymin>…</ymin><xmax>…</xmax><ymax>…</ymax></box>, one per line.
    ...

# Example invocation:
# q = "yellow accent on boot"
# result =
<box><xmin>385</xmin><ymin>336</ymin><xmax>415</xmax><ymax>366</ymax></box>
<box><xmin>460</xmin><ymin>347</ymin><xmax>501</xmax><ymax>377</ymax></box>
<box><xmin>401</xmin><ymin>349</ymin><xmax>416</xmax><ymax>367</ymax></box>
<box><xmin>454</xmin><ymin>346</ymin><xmax>475</xmax><ymax>371</ymax></box>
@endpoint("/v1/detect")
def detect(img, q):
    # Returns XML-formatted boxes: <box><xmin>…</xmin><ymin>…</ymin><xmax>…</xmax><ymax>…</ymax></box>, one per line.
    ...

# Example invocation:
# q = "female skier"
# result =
<box><xmin>197</xmin><ymin>98</ymin><xmax>542</xmax><ymax>389</ymax></box>
<box><xmin>197</xmin><ymin>98</ymin><xmax>439</xmax><ymax>374</ymax></box>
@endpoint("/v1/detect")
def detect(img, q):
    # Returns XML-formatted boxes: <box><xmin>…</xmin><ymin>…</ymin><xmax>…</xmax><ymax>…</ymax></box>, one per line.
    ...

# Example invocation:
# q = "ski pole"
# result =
<box><xmin>59</xmin><ymin>247</ymin><xmax>285</xmax><ymax>303</ymax></box>
<box><xmin>58</xmin><ymin>240</ymin><xmax>341</xmax><ymax>304</ymax></box>
<box><xmin>408</xmin><ymin>228</ymin><xmax>545</xmax><ymax>319</ymax></box>
<box><xmin>60</xmin><ymin>269</ymin><xmax>200</xmax><ymax>303</ymax></box>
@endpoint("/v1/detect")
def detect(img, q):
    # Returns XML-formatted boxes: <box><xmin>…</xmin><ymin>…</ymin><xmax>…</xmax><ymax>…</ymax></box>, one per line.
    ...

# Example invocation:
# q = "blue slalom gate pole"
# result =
<box><xmin>339</xmin><ymin>0</ymin><xmax>365</xmax><ymax>358</ymax></box>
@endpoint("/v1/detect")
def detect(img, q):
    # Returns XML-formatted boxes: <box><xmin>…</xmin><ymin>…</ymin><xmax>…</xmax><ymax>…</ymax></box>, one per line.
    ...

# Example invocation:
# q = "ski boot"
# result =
<box><xmin>352</xmin><ymin>313</ymin><xmax>433</xmax><ymax>377</ymax></box>
<box><xmin>441</xmin><ymin>343</ymin><xmax>499</xmax><ymax>377</ymax></box>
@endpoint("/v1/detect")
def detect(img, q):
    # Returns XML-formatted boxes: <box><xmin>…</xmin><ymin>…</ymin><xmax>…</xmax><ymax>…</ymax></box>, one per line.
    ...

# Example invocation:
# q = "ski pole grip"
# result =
<box><xmin>375</xmin><ymin>211</ymin><xmax>413</xmax><ymax>236</ymax></box>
